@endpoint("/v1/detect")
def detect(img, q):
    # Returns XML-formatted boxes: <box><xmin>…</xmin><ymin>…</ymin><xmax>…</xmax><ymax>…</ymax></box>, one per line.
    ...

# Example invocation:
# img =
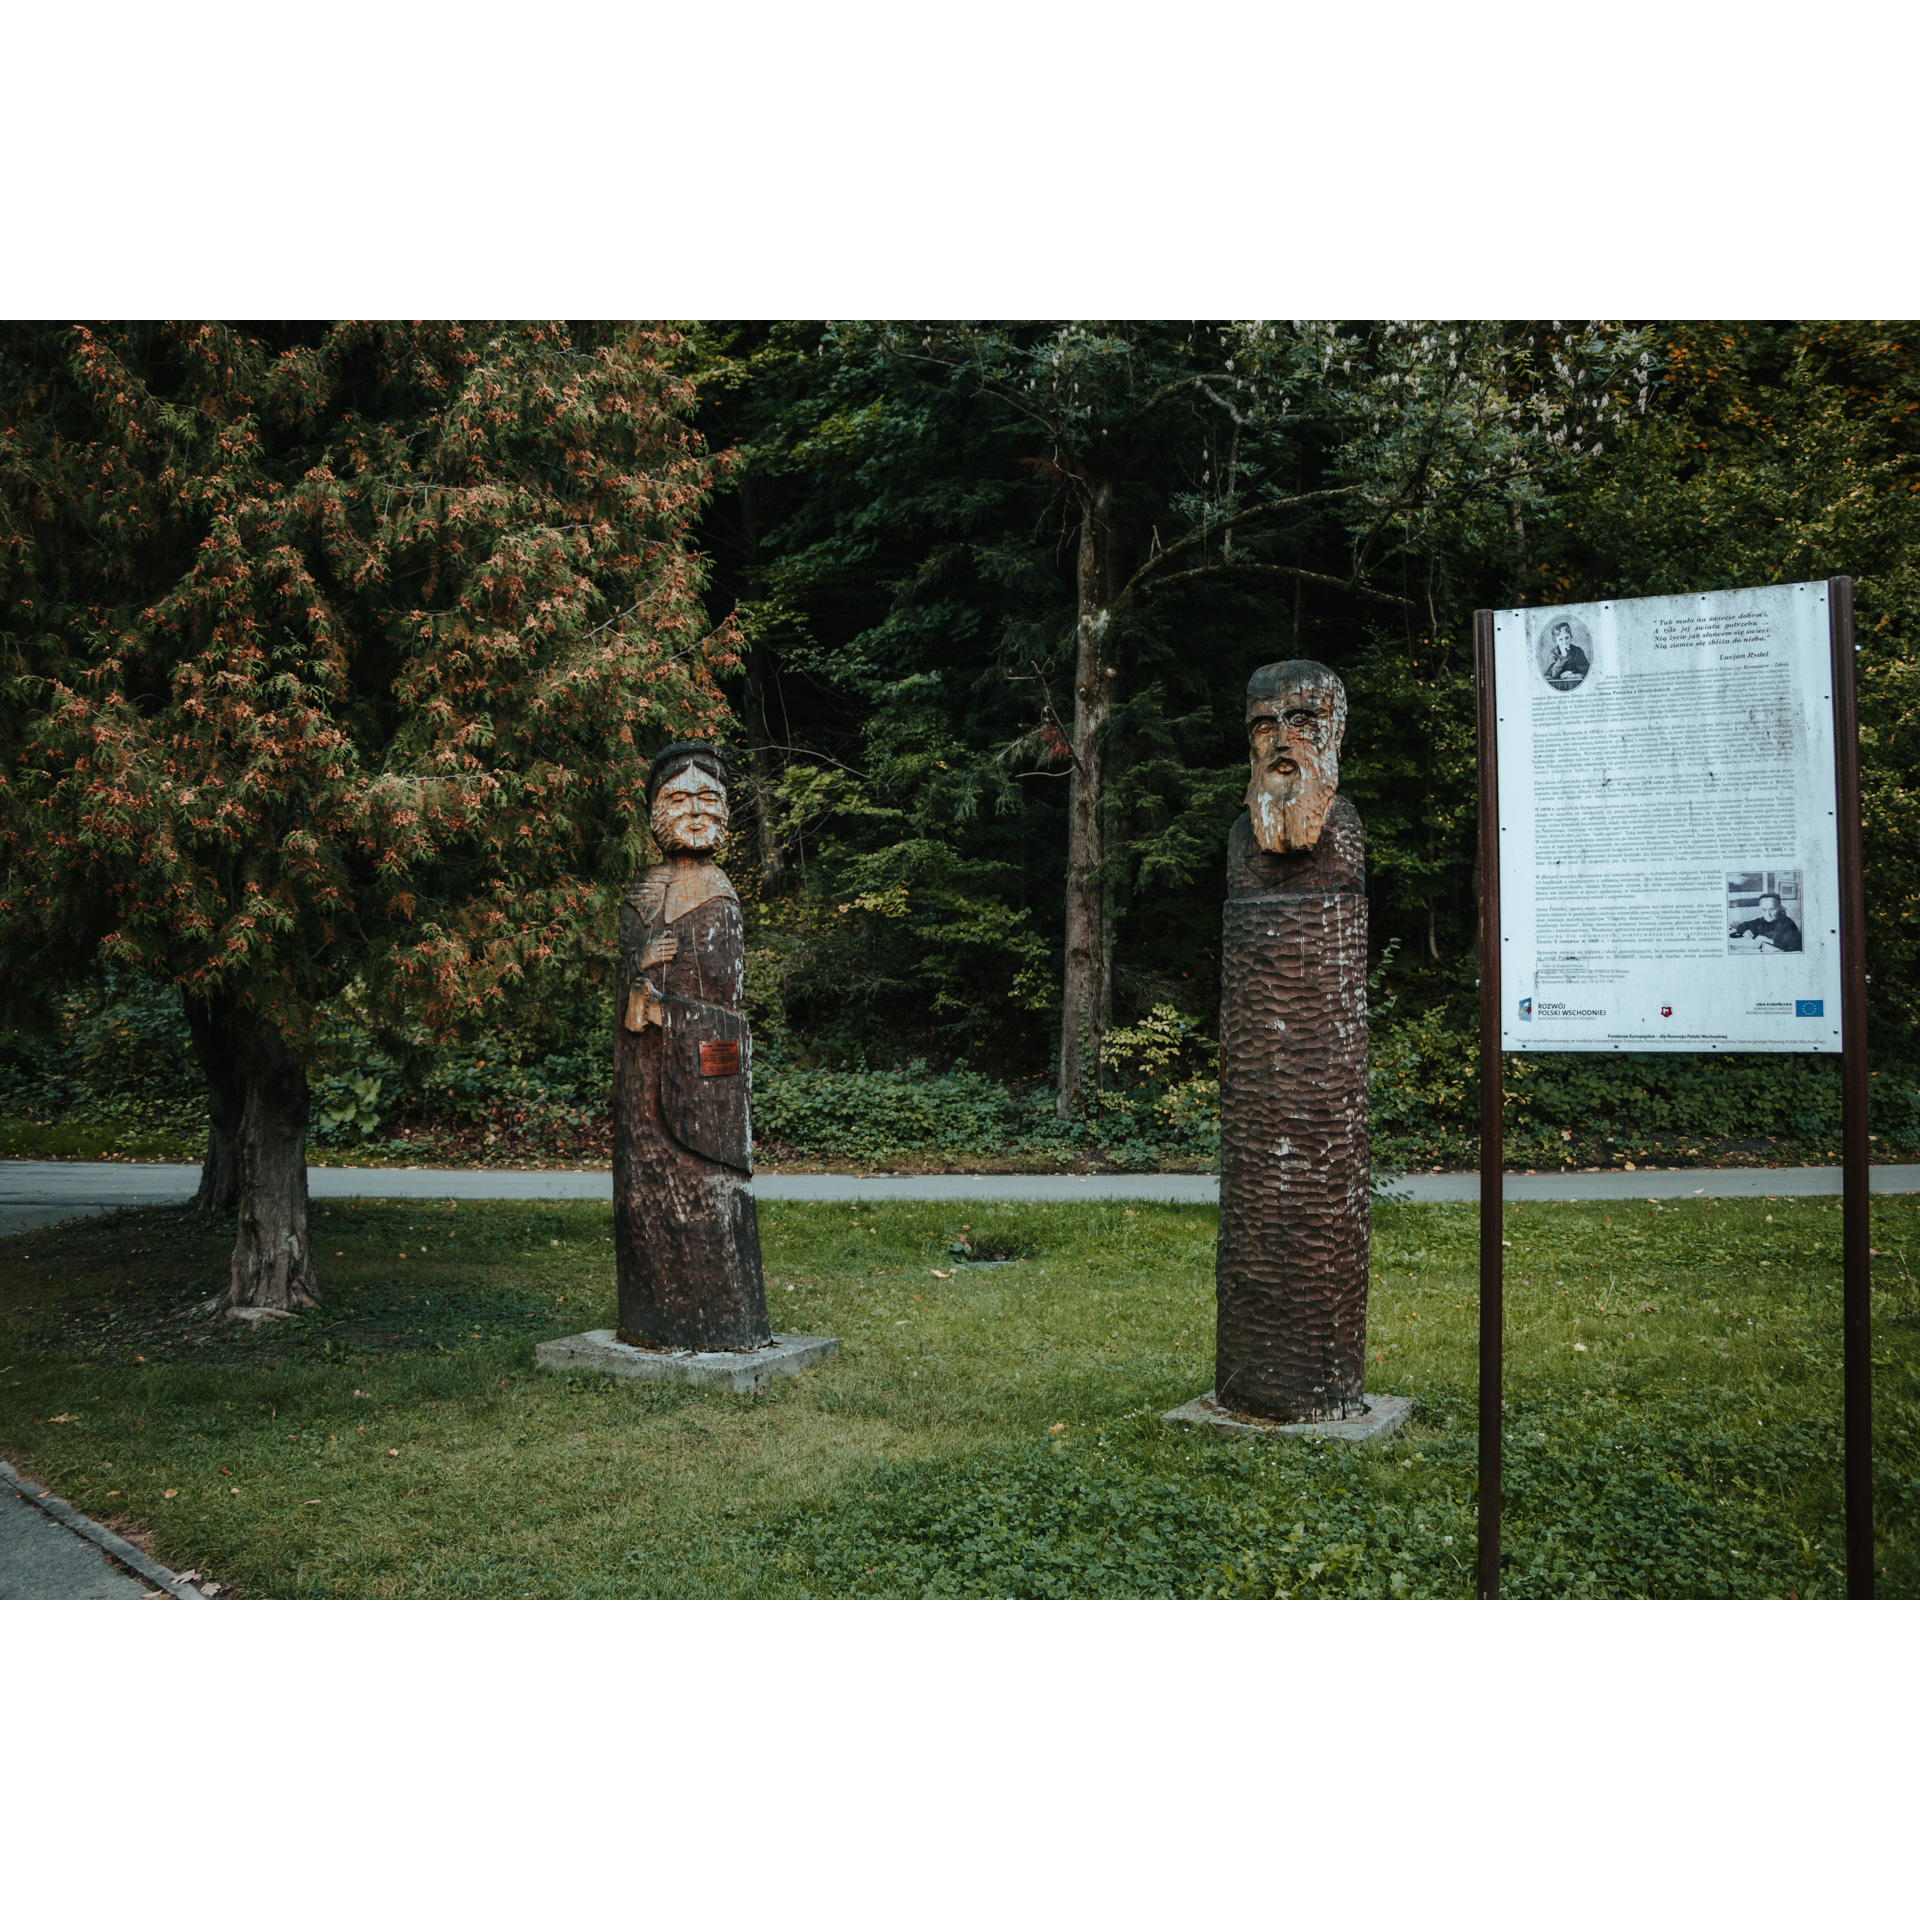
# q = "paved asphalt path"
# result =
<box><xmin>5</xmin><ymin>1157</ymin><xmax>1918</xmax><ymax>1235</ymax></box>
<box><xmin>0</xmin><ymin>1461</ymin><xmax>207</xmax><ymax>1601</ymax></box>
<box><xmin>2</xmin><ymin>1482</ymin><xmax>150</xmax><ymax>1598</ymax></box>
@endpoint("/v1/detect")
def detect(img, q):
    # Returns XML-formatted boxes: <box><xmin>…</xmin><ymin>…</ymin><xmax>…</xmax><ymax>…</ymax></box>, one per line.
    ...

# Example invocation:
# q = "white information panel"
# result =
<box><xmin>1496</xmin><ymin>582</ymin><xmax>1843</xmax><ymax>1052</ymax></box>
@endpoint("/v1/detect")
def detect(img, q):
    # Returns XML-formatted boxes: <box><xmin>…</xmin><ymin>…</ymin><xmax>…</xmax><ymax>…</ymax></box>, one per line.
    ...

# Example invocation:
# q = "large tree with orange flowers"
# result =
<box><xmin>0</xmin><ymin>322</ymin><xmax>736</xmax><ymax>1311</ymax></box>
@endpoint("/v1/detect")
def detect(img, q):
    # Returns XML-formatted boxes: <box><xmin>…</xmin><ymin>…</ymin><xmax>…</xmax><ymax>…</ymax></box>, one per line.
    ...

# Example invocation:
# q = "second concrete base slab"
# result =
<box><xmin>534</xmin><ymin>1327</ymin><xmax>838</xmax><ymax>1393</ymax></box>
<box><xmin>1164</xmin><ymin>1389</ymin><xmax>1414</xmax><ymax>1444</ymax></box>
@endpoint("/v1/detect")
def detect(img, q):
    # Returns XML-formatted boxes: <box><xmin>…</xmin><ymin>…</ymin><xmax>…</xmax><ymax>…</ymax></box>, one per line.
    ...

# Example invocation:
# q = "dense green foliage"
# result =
<box><xmin>0</xmin><ymin>971</ymin><xmax>210</xmax><ymax>1161</ymax></box>
<box><xmin>0</xmin><ymin>973</ymin><xmax>203</xmax><ymax>1140</ymax></box>
<box><xmin>696</xmin><ymin>320</ymin><xmax>1639</xmax><ymax>1072</ymax></box>
<box><xmin>0</xmin><ymin>971</ymin><xmax>611</xmax><ymax>1165</ymax></box>
<box><xmin>690</xmin><ymin>319</ymin><xmax>1920</xmax><ymax>1132</ymax></box>
<box><xmin>1374</xmin><ymin>987</ymin><xmax>1920</xmax><ymax>1166</ymax></box>
<box><xmin>9</xmin><ymin>959</ymin><xmax>1918</xmax><ymax>1173</ymax></box>
<box><xmin>3</xmin><ymin>1193</ymin><xmax>1913</xmax><ymax>1597</ymax></box>
<box><xmin>6</xmin><ymin>321</ymin><xmax>1920</xmax><ymax>1164</ymax></box>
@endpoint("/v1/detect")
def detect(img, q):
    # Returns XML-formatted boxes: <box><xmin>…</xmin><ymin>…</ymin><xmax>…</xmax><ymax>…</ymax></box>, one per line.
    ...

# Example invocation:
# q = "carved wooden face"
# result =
<box><xmin>1245</xmin><ymin>668</ymin><xmax>1344</xmax><ymax>853</ymax></box>
<box><xmin>650</xmin><ymin>764</ymin><xmax>728</xmax><ymax>856</ymax></box>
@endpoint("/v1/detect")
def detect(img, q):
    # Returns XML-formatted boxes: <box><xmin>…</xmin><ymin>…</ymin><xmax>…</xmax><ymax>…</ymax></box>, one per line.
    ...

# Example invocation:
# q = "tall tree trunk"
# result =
<box><xmin>191</xmin><ymin>997</ymin><xmax>320</xmax><ymax>1314</ymax></box>
<box><xmin>228</xmin><ymin>1008</ymin><xmax>319</xmax><ymax>1313</ymax></box>
<box><xmin>743</xmin><ymin>642</ymin><xmax>784</xmax><ymax>886</ymax></box>
<box><xmin>1100</xmin><ymin>856</ymin><xmax>1129</xmax><ymax>1084</ymax></box>
<box><xmin>737</xmin><ymin>480</ymin><xmax>785</xmax><ymax>887</ymax></box>
<box><xmin>182</xmin><ymin>991</ymin><xmax>241</xmax><ymax>1212</ymax></box>
<box><xmin>1057</xmin><ymin>477</ymin><xmax>1114</xmax><ymax>1119</ymax></box>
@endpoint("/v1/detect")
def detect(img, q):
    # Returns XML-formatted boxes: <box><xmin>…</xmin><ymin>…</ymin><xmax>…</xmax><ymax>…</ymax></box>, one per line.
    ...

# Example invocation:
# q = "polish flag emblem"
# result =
<box><xmin>1660</xmin><ymin>1004</ymin><xmax>1673</xmax><ymax>1018</ymax></box>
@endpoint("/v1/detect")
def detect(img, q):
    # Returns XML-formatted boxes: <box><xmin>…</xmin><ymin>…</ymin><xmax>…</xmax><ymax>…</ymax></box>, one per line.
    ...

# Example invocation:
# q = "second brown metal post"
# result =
<box><xmin>1474</xmin><ymin>610</ymin><xmax>1504</xmax><ymax>1600</ymax></box>
<box><xmin>1829</xmin><ymin>577</ymin><xmax>1874</xmax><ymax>1598</ymax></box>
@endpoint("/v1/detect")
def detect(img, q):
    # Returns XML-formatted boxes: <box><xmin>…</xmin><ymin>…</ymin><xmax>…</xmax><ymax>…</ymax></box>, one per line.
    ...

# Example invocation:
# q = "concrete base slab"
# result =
<box><xmin>1164</xmin><ymin>1389</ymin><xmax>1414</xmax><ymax>1445</ymax></box>
<box><xmin>534</xmin><ymin>1327</ymin><xmax>838</xmax><ymax>1393</ymax></box>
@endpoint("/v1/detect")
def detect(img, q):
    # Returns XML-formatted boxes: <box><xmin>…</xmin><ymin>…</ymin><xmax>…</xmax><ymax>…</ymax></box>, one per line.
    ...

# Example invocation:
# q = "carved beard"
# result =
<box><xmin>1246</xmin><ymin>739</ymin><xmax>1338</xmax><ymax>853</ymax></box>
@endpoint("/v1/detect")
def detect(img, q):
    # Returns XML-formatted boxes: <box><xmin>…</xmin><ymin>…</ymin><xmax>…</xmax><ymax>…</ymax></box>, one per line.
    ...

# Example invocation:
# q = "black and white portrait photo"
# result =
<box><xmin>1535</xmin><ymin>612</ymin><xmax>1593</xmax><ymax>692</ymax></box>
<box><xmin>1726</xmin><ymin>870</ymin><xmax>1804</xmax><ymax>953</ymax></box>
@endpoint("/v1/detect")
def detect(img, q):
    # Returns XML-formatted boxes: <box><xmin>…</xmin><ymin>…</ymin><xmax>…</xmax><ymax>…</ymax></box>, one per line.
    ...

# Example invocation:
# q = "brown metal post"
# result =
<box><xmin>1828</xmin><ymin>577</ymin><xmax>1873</xmax><ymax>1598</ymax></box>
<box><xmin>1474</xmin><ymin>609</ymin><xmax>1504</xmax><ymax>1599</ymax></box>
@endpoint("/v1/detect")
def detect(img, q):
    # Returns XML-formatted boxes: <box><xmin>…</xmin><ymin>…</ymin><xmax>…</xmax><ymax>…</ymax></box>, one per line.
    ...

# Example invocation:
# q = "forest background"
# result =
<box><xmin>7</xmin><ymin>318</ymin><xmax>1920</xmax><ymax>1183</ymax></box>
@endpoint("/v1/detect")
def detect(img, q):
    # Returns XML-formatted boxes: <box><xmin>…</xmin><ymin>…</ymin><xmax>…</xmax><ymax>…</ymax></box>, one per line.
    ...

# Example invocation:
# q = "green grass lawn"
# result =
<box><xmin>0</xmin><ymin>1117</ymin><xmax>207</xmax><ymax>1163</ymax></box>
<box><xmin>2</xmin><ymin>1192</ymin><xmax>1914</xmax><ymax>1597</ymax></box>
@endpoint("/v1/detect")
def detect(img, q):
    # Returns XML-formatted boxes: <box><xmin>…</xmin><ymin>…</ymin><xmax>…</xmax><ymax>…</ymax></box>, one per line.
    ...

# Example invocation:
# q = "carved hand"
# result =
<box><xmin>641</xmin><ymin>930</ymin><xmax>679</xmax><ymax>969</ymax></box>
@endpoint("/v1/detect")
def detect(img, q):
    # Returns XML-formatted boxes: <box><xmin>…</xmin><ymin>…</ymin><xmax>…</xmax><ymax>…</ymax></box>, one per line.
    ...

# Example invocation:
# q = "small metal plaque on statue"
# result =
<box><xmin>698</xmin><ymin>1038</ymin><xmax>740</xmax><ymax>1077</ymax></box>
<box><xmin>1494</xmin><ymin>581</ymin><xmax>1845</xmax><ymax>1053</ymax></box>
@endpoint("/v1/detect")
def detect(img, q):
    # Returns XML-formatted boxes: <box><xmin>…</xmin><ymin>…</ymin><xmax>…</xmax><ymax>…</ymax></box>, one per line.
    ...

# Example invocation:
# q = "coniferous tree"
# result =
<box><xmin>0</xmin><ymin>322</ymin><xmax>735</xmax><ymax>1310</ymax></box>
<box><xmin>706</xmin><ymin>321</ymin><xmax>1642</xmax><ymax>1110</ymax></box>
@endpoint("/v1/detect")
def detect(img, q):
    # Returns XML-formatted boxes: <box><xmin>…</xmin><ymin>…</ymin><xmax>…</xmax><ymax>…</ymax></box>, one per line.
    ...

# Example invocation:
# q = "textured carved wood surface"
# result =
<box><xmin>1215</xmin><ymin>853</ymin><xmax>1370</xmax><ymax>1422</ymax></box>
<box><xmin>612</xmin><ymin>878</ymin><xmax>769</xmax><ymax>1352</ymax></box>
<box><xmin>657</xmin><ymin>990</ymin><xmax>751</xmax><ymax>1172</ymax></box>
<box><xmin>1226</xmin><ymin>793</ymin><xmax>1365</xmax><ymax>898</ymax></box>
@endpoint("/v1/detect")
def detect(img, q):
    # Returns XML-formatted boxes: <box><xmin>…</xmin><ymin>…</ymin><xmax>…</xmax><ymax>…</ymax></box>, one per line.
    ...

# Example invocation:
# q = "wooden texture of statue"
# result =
<box><xmin>1215</xmin><ymin>662</ymin><xmax>1371</xmax><ymax>1422</ymax></box>
<box><xmin>612</xmin><ymin>747</ymin><xmax>770</xmax><ymax>1352</ymax></box>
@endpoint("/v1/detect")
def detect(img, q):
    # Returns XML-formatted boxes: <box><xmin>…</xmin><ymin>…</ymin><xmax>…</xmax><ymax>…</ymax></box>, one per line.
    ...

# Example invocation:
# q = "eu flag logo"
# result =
<box><xmin>1795</xmin><ymin>1000</ymin><xmax>1823</xmax><ymax>1017</ymax></box>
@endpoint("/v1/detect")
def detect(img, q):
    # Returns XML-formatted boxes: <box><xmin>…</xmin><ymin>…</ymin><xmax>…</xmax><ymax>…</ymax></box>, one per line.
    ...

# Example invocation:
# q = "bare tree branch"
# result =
<box><xmin>1111</xmin><ymin>370</ymin><xmax>1232</xmax><ymax>438</ymax></box>
<box><xmin>1136</xmin><ymin>561</ymin><xmax>1414</xmax><ymax>611</ymax></box>
<box><xmin>1116</xmin><ymin>488</ymin><xmax>1367</xmax><ymax>605</ymax></box>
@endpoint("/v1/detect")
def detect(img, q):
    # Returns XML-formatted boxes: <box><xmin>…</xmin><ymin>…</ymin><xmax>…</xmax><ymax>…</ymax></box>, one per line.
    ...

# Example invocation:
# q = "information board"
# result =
<box><xmin>1494</xmin><ymin>581</ymin><xmax>1844</xmax><ymax>1052</ymax></box>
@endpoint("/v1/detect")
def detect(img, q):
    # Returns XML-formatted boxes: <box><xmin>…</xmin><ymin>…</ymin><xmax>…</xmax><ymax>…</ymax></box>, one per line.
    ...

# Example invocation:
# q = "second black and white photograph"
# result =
<box><xmin>1727</xmin><ymin>869</ymin><xmax>1805</xmax><ymax>952</ymax></box>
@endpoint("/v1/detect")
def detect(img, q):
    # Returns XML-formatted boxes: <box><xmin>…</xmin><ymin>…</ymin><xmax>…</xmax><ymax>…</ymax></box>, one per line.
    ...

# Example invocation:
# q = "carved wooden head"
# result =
<box><xmin>646</xmin><ymin>744</ymin><xmax>731</xmax><ymax>857</ymax></box>
<box><xmin>1244</xmin><ymin>660</ymin><xmax>1346</xmax><ymax>853</ymax></box>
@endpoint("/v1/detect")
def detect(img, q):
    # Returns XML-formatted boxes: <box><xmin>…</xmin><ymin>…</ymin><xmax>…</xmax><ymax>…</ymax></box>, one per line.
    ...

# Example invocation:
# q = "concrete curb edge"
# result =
<box><xmin>0</xmin><ymin>1456</ymin><xmax>208</xmax><ymax>1600</ymax></box>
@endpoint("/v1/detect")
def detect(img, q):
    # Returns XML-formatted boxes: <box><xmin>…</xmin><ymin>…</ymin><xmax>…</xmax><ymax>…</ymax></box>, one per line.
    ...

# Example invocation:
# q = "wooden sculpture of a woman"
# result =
<box><xmin>612</xmin><ymin>742</ymin><xmax>770</xmax><ymax>1352</ymax></box>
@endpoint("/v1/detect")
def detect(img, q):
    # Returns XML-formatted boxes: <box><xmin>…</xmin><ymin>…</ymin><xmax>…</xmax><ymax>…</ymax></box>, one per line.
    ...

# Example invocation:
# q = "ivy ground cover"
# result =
<box><xmin>2</xmin><ymin>1194</ymin><xmax>1913</xmax><ymax>1598</ymax></box>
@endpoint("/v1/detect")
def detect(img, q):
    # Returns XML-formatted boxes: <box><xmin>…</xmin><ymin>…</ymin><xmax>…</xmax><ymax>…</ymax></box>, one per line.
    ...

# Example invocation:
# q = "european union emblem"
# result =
<box><xmin>1795</xmin><ymin>1000</ymin><xmax>1823</xmax><ymax>1017</ymax></box>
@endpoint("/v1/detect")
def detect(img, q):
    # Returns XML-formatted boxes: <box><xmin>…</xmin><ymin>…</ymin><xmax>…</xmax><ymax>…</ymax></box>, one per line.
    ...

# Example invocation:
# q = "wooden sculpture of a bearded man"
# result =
<box><xmin>612</xmin><ymin>742</ymin><xmax>771</xmax><ymax>1352</ymax></box>
<box><xmin>1214</xmin><ymin>661</ymin><xmax>1371</xmax><ymax>1422</ymax></box>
